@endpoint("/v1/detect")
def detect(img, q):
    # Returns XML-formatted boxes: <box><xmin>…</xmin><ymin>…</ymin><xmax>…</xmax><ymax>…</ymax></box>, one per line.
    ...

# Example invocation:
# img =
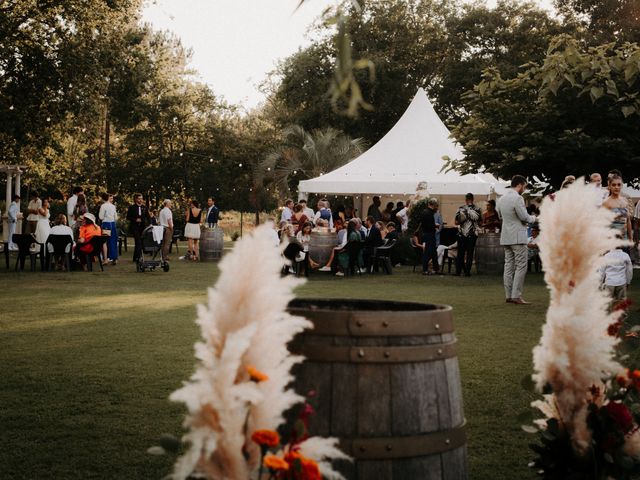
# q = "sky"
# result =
<box><xmin>142</xmin><ymin>0</ymin><xmax>554</xmax><ymax>110</ymax></box>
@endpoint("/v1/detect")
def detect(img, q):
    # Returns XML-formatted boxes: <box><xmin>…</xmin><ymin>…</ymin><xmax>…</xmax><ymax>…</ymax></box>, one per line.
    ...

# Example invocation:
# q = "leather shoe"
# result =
<box><xmin>512</xmin><ymin>298</ymin><xmax>531</xmax><ymax>305</ymax></box>
<box><xmin>505</xmin><ymin>298</ymin><xmax>514</xmax><ymax>303</ymax></box>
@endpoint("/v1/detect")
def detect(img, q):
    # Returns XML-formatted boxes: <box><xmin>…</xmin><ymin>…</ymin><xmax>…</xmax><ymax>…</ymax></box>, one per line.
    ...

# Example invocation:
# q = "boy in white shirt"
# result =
<box><xmin>601</xmin><ymin>246</ymin><xmax>633</xmax><ymax>306</ymax></box>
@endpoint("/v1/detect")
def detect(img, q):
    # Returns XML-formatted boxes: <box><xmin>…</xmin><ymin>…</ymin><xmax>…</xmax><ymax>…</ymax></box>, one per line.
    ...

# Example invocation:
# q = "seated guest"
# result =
<box><xmin>49</xmin><ymin>214</ymin><xmax>75</xmax><ymax>270</ymax></box>
<box><xmin>296</xmin><ymin>222</ymin><xmax>313</xmax><ymax>252</ymax></box>
<box><xmin>344</xmin><ymin>206</ymin><xmax>355</xmax><ymax>221</ymax></box>
<box><xmin>316</xmin><ymin>222</ymin><xmax>350</xmax><ymax>272</ymax></box>
<box><xmin>75</xmin><ymin>213</ymin><xmax>102</xmax><ymax>270</ymax></box>
<box><xmin>385</xmin><ymin>222</ymin><xmax>399</xmax><ymax>241</ymax></box>
<box><xmin>314</xmin><ymin>200</ymin><xmax>334</xmax><ymax>229</ymax></box>
<box><xmin>437</xmin><ymin>241</ymin><xmax>458</xmax><ymax>271</ymax></box>
<box><xmin>375</xmin><ymin>221</ymin><xmax>387</xmax><ymax>239</ymax></box>
<box><xmin>313</xmin><ymin>218</ymin><xmax>328</xmax><ymax>230</ymax></box>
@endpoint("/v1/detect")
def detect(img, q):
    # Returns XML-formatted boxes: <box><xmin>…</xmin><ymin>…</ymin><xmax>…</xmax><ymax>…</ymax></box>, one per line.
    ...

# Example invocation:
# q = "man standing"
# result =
<box><xmin>126</xmin><ymin>193</ymin><xmax>148</xmax><ymax>262</ymax></box>
<box><xmin>455</xmin><ymin>193</ymin><xmax>482</xmax><ymax>277</ymax></box>
<box><xmin>363</xmin><ymin>215</ymin><xmax>383</xmax><ymax>272</ymax></box>
<box><xmin>396</xmin><ymin>200</ymin><xmax>411</xmax><ymax>233</ymax></box>
<box><xmin>367</xmin><ymin>196</ymin><xmax>382</xmax><ymax>221</ymax></box>
<box><xmin>26</xmin><ymin>191</ymin><xmax>41</xmax><ymax>234</ymax></box>
<box><xmin>205</xmin><ymin>197</ymin><xmax>219</xmax><ymax>227</ymax></box>
<box><xmin>299</xmin><ymin>199</ymin><xmax>315</xmax><ymax>220</ymax></box>
<box><xmin>281</xmin><ymin>199</ymin><xmax>294</xmax><ymax>223</ymax></box>
<box><xmin>8</xmin><ymin>195</ymin><xmax>20</xmax><ymax>250</ymax></box>
<box><xmin>159</xmin><ymin>199</ymin><xmax>174</xmax><ymax>259</ymax></box>
<box><xmin>421</xmin><ymin>198</ymin><xmax>441</xmax><ymax>275</ymax></box>
<box><xmin>67</xmin><ymin>186</ymin><xmax>83</xmax><ymax>227</ymax></box>
<box><xmin>497</xmin><ymin>175</ymin><xmax>537</xmax><ymax>304</ymax></box>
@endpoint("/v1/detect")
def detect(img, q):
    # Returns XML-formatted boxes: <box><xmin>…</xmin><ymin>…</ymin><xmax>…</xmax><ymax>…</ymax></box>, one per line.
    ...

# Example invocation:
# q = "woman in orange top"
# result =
<box><xmin>76</xmin><ymin>213</ymin><xmax>102</xmax><ymax>267</ymax></box>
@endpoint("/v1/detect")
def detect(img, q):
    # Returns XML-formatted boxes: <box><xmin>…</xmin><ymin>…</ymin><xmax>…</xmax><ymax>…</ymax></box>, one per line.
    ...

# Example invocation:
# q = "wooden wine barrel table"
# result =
<box><xmin>474</xmin><ymin>232</ymin><xmax>504</xmax><ymax>275</ymax></box>
<box><xmin>287</xmin><ymin>299</ymin><xmax>467</xmax><ymax>480</ymax></box>
<box><xmin>199</xmin><ymin>226</ymin><xmax>224</xmax><ymax>261</ymax></box>
<box><xmin>308</xmin><ymin>231</ymin><xmax>337</xmax><ymax>267</ymax></box>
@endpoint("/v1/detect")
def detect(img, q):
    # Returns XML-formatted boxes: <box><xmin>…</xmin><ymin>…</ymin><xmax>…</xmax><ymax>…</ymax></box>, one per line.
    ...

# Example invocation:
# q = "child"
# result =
<box><xmin>600</xmin><ymin>245</ymin><xmax>633</xmax><ymax>307</ymax></box>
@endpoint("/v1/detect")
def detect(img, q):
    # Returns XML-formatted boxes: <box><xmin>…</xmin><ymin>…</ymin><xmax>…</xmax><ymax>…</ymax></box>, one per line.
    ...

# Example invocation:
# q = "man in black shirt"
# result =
<box><xmin>363</xmin><ymin>215</ymin><xmax>384</xmax><ymax>271</ymax></box>
<box><xmin>367</xmin><ymin>196</ymin><xmax>382</xmax><ymax>222</ymax></box>
<box><xmin>126</xmin><ymin>193</ymin><xmax>149</xmax><ymax>262</ymax></box>
<box><xmin>421</xmin><ymin>198</ymin><xmax>441</xmax><ymax>275</ymax></box>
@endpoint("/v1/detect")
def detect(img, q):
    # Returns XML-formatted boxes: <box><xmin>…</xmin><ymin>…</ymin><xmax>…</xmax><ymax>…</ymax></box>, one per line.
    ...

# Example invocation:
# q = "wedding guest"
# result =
<box><xmin>382</xmin><ymin>202</ymin><xmax>395</xmax><ymax>222</ymax></box>
<box><xmin>50</xmin><ymin>214</ymin><xmax>74</xmax><ymax>238</ymax></box>
<box><xmin>67</xmin><ymin>186</ymin><xmax>83</xmax><ymax>227</ymax></box>
<box><xmin>434</xmin><ymin>208</ymin><xmax>444</xmax><ymax>246</ymax></box>
<box><xmin>73</xmin><ymin>193</ymin><xmax>88</xmax><ymax>238</ymax></box>
<box><xmin>590</xmin><ymin>173</ymin><xmax>609</xmax><ymax>206</ymax></box>
<box><xmin>266</xmin><ymin>218</ymin><xmax>280</xmax><ymax>247</ymax></box>
<box><xmin>385</xmin><ymin>222</ymin><xmax>399</xmax><ymax>241</ymax></box>
<box><xmin>603</xmin><ymin>174</ymin><xmax>633</xmax><ymax>242</ymax></box>
<box><xmin>281</xmin><ymin>199</ymin><xmax>294</xmax><ymax>223</ymax></box>
<box><xmin>75</xmin><ymin>212</ymin><xmax>102</xmax><ymax>270</ymax></box>
<box><xmin>396</xmin><ymin>200</ymin><xmax>410</xmax><ymax>233</ymax></box>
<box><xmin>363</xmin><ymin>215</ymin><xmax>383</xmax><ymax>271</ymax></box>
<box><xmin>34</xmin><ymin>198</ymin><xmax>51</xmax><ymax>245</ymax></box>
<box><xmin>560</xmin><ymin>175</ymin><xmax>575</xmax><ymax>189</ymax></box>
<box><xmin>420</xmin><ymin>199</ymin><xmax>441</xmax><ymax>275</ymax></box>
<box><xmin>184</xmin><ymin>199</ymin><xmax>202</xmax><ymax>261</ymax></box>
<box><xmin>367</xmin><ymin>196</ymin><xmax>382</xmax><ymax>221</ymax></box>
<box><xmin>126</xmin><ymin>193</ymin><xmax>148</xmax><ymax>262</ymax></box>
<box><xmin>98</xmin><ymin>193</ymin><xmax>118</xmax><ymax>264</ymax></box>
<box><xmin>600</xmin><ymin>243</ymin><xmax>633</xmax><ymax>308</ymax></box>
<box><xmin>455</xmin><ymin>193</ymin><xmax>481</xmax><ymax>277</ymax></box>
<box><xmin>314</xmin><ymin>200</ymin><xmax>334</xmax><ymax>229</ymax></box>
<box><xmin>375</xmin><ymin>221</ymin><xmax>387</xmax><ymax>239</ymax></box>
<box><xmin>292</xmin><ymin>204</ymin><xmax>309</xmax><ymax>232</ymax></box>
<box><xmin>205</xmin><ymin>197</ymin><xmax>219</xmax><ymax>227</ymax></box>
<box><xmin>26</xmin><ymin>190</ymin><xmax>41</xmax><ymax>234</ymax></box>
<box><xmin>159</xmin><ymin>199</ymin><xmax>174</xmax><ymax>259</ymax></box>
<box><xmin>527</xmin><ymin>224</ymin><xmax>541</xmax><ymax>261</ymax></box>
<box><xmin>482</xmin><ymin>200</ymin><xmax>501</xmax><ymax>232</ymax></box>
<box><xmin>299</xmin><ymin>199</ymin><xmax>315</xmax><ymax>220</ymax></box>
<box><xmin>497</xmin><ymin>175</ymin><xmax>537</xmax><ymax>304</ymax></box>
<box><xmin>296</xmin><ymin>222</ymin><xmax>312</xmax><ymax>252</ymax></box>
<box><xmin>333</xmin><ymin>204</ymin><xmax>346</xmax><ymax>223</ymax></box>
<box><xmin>7</xmin><ymin>195</ymin><xmax>20</xmax><ymax>250</ymax></box>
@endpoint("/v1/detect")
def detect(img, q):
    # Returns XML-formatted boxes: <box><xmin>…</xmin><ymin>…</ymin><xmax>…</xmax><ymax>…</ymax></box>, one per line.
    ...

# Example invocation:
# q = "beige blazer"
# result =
<box><xmin>496</xmin><ymin>190</ymin><xmax>536</xmax><ymax>245</ymax></box>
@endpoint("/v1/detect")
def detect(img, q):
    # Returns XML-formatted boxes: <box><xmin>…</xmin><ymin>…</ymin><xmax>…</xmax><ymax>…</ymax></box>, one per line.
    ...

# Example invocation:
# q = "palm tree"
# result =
<box><xmin>256</xmin><ymin>125</ymin><xmax>367</xmax><ymax>198</ymax></box>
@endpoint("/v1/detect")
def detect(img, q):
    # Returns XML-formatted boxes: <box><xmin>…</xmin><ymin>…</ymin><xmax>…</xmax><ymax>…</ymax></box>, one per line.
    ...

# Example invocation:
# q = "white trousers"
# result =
<box><xmin>503</xmin><ymin>244</ymin><xmax>528</xmax><ymax>299</ymax></box>
<box><xmin>8</xmin><ymin>221</ymin><xmax>17</xmax><ymax>248</ymax></box>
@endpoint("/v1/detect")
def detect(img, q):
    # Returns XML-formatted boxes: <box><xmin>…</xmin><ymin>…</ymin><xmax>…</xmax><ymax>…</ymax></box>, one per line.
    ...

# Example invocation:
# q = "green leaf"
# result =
<box><xmin>622</xmin><ymin>105</ymin><xmax>636</xmax><ymax>117</ymax></box>
<box><xmin>590</xmin><ymin>86</ymin><xmax>604</xmax><ymax>102</ymax></box>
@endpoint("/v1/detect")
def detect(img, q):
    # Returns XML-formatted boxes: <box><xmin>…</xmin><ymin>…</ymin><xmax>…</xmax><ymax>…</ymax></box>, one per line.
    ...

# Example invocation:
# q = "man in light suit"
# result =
<box><xmin>497</xmin><ymin>175</ymin><xmax>537</xmax><ymax>305</ymax></box>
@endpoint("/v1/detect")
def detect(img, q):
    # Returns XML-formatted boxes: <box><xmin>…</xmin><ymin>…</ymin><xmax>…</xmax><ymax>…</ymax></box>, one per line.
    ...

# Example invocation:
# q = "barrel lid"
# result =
<box><xmin>287</xmin><ymin>299</ymin><xmax>454</xmax><ymax>336</ymax></box>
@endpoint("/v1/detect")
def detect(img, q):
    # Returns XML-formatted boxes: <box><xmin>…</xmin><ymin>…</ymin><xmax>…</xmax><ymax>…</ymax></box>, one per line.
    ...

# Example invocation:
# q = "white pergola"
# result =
<box><xmin>2</xmin><ymin>164</ymin><xmax>26</xmax><ymax>242</ymax></box>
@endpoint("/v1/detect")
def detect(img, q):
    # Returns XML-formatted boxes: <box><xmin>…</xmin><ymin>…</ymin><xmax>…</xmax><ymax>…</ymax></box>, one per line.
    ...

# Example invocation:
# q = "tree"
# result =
<box><xmin>449</xmin><ymin>36</ymin><xmax>640</xmax><ymax>188</ymax></box>
<box><xmin>268</xmin><ymin>0</ymin><xmax>565</xmax><ymax>141</ymax></box>
<box><xmin>257</xmin><ymin>125</ymin><xmax>366</xmax><ymax>199</ymax></box>
<box><xmin>554</xmin><ymin>0</ymin><xmax>640</xmax><ymax>43</ymax></box>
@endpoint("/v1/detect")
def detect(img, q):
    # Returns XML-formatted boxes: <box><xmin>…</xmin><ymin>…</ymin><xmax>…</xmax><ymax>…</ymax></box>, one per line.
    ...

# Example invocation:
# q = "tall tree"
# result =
<box><xmin>554</xmin><ymin>0</ymin><xmax>640</xmax><ymax>43</ymax></box>
<box><xmin>449</xmin><ymin>36</ymin><xmax>640</xmax><ymax>187</ymax></box>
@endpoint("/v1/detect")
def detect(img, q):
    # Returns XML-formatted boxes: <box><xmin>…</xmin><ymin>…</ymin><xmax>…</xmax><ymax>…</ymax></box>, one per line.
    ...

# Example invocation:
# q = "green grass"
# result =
<box><xmin>0</xmin><ymin>259</ymin><xmax>637</xmax><ymax>479</ymax></box>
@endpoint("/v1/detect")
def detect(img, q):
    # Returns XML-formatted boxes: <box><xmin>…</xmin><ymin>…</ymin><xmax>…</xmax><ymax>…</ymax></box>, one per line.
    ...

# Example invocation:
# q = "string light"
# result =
<box><xmin>9</xmin><ymin>105</ymin><xmax>14</xmax><ymax>111</ymax></box>
<box><xmin>209</xmin><ymin>158</ymin><xmax>213</xmax><ymax>163</ymax></box>
<box><xmin>238</xmin><ymin>163</ymin><xmax>243</xmax><ymax>167</ymax></box>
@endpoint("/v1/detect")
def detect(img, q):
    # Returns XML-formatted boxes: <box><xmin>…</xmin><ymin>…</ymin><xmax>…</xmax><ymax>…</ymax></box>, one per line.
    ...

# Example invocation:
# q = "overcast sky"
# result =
<box><xmin>142</xmin><ymin>0</ymin><xmax>554</xmax><ymax>110</ymax></box>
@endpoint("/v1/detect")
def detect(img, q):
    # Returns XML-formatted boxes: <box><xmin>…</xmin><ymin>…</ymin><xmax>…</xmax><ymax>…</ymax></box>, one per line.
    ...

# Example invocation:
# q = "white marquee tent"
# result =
<box><xmin>298</xmin><ymin>88</ymin><xmax>505</xmax><ymax>200</ymax></box>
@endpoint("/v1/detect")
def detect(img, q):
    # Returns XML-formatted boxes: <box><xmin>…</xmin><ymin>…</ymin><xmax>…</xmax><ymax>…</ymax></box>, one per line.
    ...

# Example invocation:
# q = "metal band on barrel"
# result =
<box><xmin>339</xmin><ymin>424</ymin><xmax>466</xmax><ymax>460</ymax></box>
<box><xmin>291</xmin><ymin>341</ymin><xmax>457</xmax><ymax>364</ymax></box>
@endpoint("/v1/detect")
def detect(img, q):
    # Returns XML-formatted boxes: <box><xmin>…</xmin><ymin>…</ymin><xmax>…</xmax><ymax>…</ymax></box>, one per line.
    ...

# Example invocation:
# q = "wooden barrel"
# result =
<box><xmin>199</xmin><ymin>226</ymin><xmax>224</xmax><ymax>261</ymax></box>
<box><xmin>308</xmin><ymin>231</ymin><xmax>337</xmax><ymax>267</ymax></box>
<box><xmin>474</xmin><ymin>232</ymin><xmax>504</xmax><ymax>275</ymax></box>
<box><xmin>287</xmin><ymin>299</ymin><xmax>467</xmax><ymax>480</ymax></box>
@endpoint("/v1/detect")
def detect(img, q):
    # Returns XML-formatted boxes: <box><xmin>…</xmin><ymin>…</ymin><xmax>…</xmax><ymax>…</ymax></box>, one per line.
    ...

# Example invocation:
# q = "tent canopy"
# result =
<box><xmin>298</xmin><ymin>88</ymin><xmax>504</xmax><ymax>197</ymax></box>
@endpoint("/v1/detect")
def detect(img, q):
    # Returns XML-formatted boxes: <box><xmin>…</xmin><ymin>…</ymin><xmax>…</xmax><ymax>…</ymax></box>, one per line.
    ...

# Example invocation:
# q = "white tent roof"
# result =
<box><xmin>298</xmin><ymin>88</ymin><xmax>504</xmax><ymax>197</ymax></box>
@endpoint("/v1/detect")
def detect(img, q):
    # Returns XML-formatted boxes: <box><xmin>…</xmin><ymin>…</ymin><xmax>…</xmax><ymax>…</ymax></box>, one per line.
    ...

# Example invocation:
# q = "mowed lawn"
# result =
<box><xmin>1</xmin><ymin>257</ymin><xmax>638</xmax><ymax>479</ymax></box>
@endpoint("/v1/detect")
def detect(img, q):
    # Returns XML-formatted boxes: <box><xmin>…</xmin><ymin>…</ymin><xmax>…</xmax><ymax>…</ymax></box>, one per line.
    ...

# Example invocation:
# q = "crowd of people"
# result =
<box><xmin>6</xmin><ymin>187</ymin><xmax>221</xmax><ymax>270</ymax></box>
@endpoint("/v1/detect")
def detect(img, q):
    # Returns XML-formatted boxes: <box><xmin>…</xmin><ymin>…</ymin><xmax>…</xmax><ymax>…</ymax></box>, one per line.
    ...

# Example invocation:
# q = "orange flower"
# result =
<box><xmin>247</xmin><ymin>365</ymin><xmax>269</xmax><ymax>382</ymax></box>
<box><xmin>251</xmin><ymin>429</ymin><xmax>280</xmax><ymax>448</ymax></box>
<box><xmin>264</xmin><ymin>454</ymin><xmax>289</xmax><ymax>472</ymax></box>
<box><xmin>300</xmin><ymin>456</ymin><xmax>321</xmax><ymax>480</ymax></box>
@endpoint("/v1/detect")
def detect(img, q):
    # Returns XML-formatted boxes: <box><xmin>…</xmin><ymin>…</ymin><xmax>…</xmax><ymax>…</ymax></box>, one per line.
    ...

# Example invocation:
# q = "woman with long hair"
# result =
<box><xmin>603</xmin><ymin>174</ymin><xmax>633</xmax><ymax>242</ymax></box>
<box><xmin>184</xmin><ymin>199</ymin><xmax>203</xmax><ymax>261</ymax></box>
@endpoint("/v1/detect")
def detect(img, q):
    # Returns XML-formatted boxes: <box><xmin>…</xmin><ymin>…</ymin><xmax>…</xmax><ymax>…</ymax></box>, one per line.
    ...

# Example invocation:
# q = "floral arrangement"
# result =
<box><xmin>150</xmin><ymin>225</ymin><xmax>349</xmax><ymax>479</ymax></box>
<box><xmin>523</xmin><ymin>180</ymin><xmax>640</xmax><ymax>478</ymax></box>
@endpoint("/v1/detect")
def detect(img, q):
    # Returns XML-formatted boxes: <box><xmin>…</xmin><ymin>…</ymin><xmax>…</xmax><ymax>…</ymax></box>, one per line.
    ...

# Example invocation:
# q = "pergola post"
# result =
<box><xmin>14</xmin><ymin>170</ymin><xmax>21</xmax><ymax>198</ymax></box>
<box><xmin>3</xmin><ymin>170</ymin><xmax>11</xmax><ymax>242</ymax></box>
<box><xmin>1</xmin><ymin>165</ymin><xmax>27</xmax><ymax>242</ymax></box>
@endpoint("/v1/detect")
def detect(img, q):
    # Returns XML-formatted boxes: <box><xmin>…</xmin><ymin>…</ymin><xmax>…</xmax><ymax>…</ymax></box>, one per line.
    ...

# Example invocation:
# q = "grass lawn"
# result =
<box><xmin>1</xmin><ymin>256</ymin><xmax>638</xmax><ymax>479</ymax></box>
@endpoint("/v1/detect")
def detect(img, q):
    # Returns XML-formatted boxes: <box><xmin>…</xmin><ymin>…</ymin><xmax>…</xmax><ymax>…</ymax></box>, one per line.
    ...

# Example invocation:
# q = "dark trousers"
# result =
<box><xmin>132</xmin><ymin>225</ymin><xmax>144</xmax><ymax>261</ymax></box>
<box><xmin>456</xmin><ymin>235</ymin><xmax>477</xmax><ymax>275</ymax></box>
<box><xmin>422</xmin><ymin>232</ymin><xmax>439</xmax><ymax>272</ymax></box>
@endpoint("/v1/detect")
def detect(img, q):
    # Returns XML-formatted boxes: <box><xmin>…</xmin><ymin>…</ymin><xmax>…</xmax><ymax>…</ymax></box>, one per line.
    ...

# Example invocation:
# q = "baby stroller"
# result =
<box><xmin>136</xmin><ymin>225</ymin><xmax>170</xmax><ymax>273</ymax></box>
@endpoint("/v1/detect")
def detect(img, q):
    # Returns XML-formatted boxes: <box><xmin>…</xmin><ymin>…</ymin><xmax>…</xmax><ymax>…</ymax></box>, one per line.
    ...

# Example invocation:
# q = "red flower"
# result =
<box><xmin>251</xmin><ymin>429</ymin><xmax>280</xmax><ymax>448</ymax></box>
<box><xmin>608</xmin><ymin>320</ymin><xmax>623</xmax><ymax>337</ymax></box>
<box><xmin>614</xmin><ymin>299</ymin><xmax>634</xmax><ymax>312</ymax></box>
<box><xmin>605</xmin><ymin>402</ymin><xmax>634</xmax><ymax>433</ymax></box>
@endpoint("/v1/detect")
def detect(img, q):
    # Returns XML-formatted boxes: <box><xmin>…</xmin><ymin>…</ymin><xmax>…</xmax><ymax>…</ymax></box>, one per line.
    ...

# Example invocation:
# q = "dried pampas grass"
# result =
<box><xmin>169</xmin><ymin>225</ymin><xmax>346</xmax><ymax>479</ymax></box>
<box><xmin>532</xmin><ymin>180</ymin><xmax>625</xmax><ymax>452</ymax></box>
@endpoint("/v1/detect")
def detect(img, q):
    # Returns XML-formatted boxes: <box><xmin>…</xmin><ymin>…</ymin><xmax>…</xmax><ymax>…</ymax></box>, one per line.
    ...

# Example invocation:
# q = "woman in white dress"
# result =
<box><xmin>34</xmin><ymin>199</ymin><xmax>51</xmax><ymax>244</ymax></box>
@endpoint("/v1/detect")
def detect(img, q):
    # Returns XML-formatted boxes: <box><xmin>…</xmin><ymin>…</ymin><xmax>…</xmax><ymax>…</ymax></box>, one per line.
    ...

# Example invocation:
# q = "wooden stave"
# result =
<box><xmin>308</xmin><ymin>231</ymin><xmax>338</xmax><ymax>267</ymax></box>
<box><xmin>288</xmin><ymin>300</ymin><xmax>468</xmax><ymax>480</ymax></box>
